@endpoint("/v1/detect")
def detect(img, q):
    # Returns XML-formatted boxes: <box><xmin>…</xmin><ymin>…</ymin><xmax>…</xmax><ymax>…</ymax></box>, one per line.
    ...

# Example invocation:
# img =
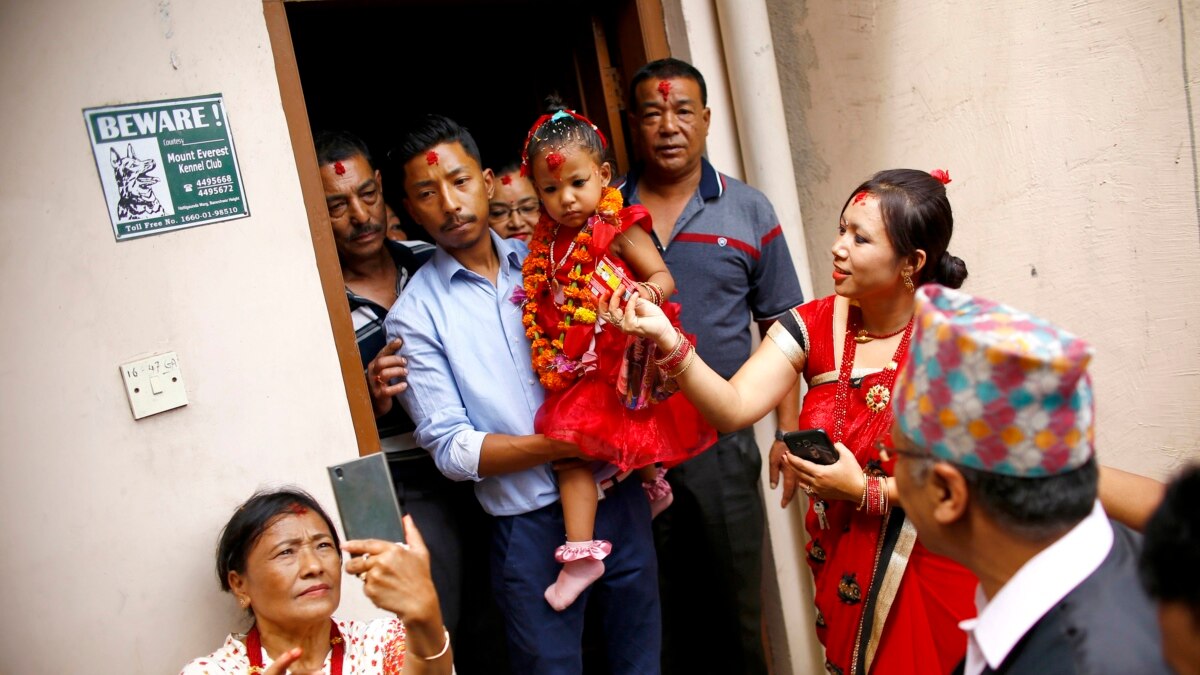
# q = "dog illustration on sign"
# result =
<box><xmin>110</xmin><ymin>143</ymin><xmax>165</xmax><ymax>221</ymax></box>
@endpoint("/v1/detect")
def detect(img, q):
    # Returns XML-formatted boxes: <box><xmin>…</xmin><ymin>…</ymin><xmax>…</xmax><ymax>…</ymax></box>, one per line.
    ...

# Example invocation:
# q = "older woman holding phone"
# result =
<box><xmin>179</xmin><ymin>488</ymin><xmax>452</xmax><ymax>675</ymax></box>
<box><xmin>614</xmin><ymin>169</ymin><xmax>977</xmax><ymax>675</ymax></box>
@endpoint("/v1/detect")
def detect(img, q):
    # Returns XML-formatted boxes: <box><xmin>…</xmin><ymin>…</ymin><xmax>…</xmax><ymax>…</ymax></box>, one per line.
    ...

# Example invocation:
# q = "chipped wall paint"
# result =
<box><xmin>768</xmin><ymin>0</ymin><xmax>1200</xmax><ymax>478</ymax></box>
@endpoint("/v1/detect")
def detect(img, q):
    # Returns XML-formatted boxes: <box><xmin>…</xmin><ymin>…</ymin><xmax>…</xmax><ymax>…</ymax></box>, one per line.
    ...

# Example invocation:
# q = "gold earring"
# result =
<box><xmin>903</xmin><ymin>271</ymin><xmax>915</xmax><ymax>293</ymax></box>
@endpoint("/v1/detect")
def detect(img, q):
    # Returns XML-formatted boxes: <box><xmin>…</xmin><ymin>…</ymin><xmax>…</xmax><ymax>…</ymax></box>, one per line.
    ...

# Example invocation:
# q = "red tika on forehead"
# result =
<box><xmin>546</xmin><ymin>152</ymin><xmax>565</xmax><ymax>174</ymax></box>
<box><xmin>425</xmin><ymin>151</ymin><xmax>439</xmax><ymax>166</ymax></box>
<box><xmin>286</xmin><ymin>503</ymin><xmax>308</xmax><ymax>515</ymax></box>
<box><xmin>334</xmin><ymin>161</ymin><xmax>346</xmax><ymax>176</ymax></box>
<box><xmin>852</xmin><ymin>191</ymin><xmax>871</xmax><ymax>206</ymax></box>
<box><xmin>657</xmin><ymin>80</ymin><xmax>672</xmax><ymax>101</ymax></box>
<box><xmin>501</xmin><ymin>174</ymin><xmax>513</xmax><ymax>186</ymax></box>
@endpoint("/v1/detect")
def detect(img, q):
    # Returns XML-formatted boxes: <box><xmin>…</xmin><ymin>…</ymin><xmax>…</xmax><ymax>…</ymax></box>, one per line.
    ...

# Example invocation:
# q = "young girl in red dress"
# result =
<box><xmin>519</xmin><ymin>107</ymin><xmax>715</xmax><ymax>611</ymax></box>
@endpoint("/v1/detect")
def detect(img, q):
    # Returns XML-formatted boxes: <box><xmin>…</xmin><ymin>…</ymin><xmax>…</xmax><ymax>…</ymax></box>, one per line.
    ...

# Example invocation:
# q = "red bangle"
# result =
<box><xmin>866</xmin><ymin>476</ymin><xmax>884</xmax><ymax>515</ymax></box>
<box><xmin>653</xmin><ymin>328</ymin><xmax>685</xmax><ymax>367</ymax></box>
<box><xmin>660</xmin><ymin>337</ymin><xmax>693</xmax><ymax>373</ymax></box>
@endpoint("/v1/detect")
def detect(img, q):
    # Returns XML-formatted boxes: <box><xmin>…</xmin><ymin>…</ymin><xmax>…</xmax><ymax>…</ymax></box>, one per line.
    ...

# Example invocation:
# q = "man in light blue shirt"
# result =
<box><xmin>385</xmin><ymin>114</ymin><xmax>662</xmax><ymax>674</ymax></box>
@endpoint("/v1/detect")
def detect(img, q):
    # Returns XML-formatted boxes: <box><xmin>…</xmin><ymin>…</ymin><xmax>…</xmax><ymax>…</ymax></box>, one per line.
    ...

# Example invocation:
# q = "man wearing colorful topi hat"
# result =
<box><xmin>888</xmin><ymin>285</ymin><xmax>1170</xmax><ymax>675</ymax></box>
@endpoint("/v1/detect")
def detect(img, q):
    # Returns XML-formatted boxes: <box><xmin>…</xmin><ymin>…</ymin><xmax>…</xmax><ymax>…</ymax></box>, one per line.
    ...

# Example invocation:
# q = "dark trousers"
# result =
<box><xmin>490</xmin><ymin>474</ymin><xmax>662</xmax><ymax>675</ymax></box>
<box><xmin>655</xmin><ymin>427</ymin><xmax>768</xmax><ymax>675</ymax></box>
<box><xmin>389</xmin><ymin>454</ymin><xmax>510</xmax><ymax>675</ymax></box>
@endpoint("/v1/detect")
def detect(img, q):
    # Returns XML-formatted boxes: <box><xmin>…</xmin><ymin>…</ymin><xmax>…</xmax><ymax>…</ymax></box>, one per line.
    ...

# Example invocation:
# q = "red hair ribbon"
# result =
<box><xmin>333</xmin><ymin>161</ymin><xmax>346</xmax><ymax>176</ymax></box>
<box><xmin>426</xmin><ymin>151</ymin><xmax>439</xmax><ymax>166</ymax></box>
<box><xmin>930</xmin><ymin>169</ymin><xmax>951</xmax><ymax>185</ymax></box>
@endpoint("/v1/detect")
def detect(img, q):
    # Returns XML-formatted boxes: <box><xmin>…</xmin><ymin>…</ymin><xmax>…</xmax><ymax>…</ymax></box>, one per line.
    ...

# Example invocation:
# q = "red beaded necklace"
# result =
<box><xmin>854</xmin><ymin>322</ymin><xmax>910</xmax><ymax>344</ymax></box>
<box><xmin>831</xmin><ymin>308</ymin><xmax>915</xmax><ymax>443</ymax></box>
<box><xmin>246</xmin><ymin>619</ymin><xmax>344</xmax><ymax>675</ymax></box>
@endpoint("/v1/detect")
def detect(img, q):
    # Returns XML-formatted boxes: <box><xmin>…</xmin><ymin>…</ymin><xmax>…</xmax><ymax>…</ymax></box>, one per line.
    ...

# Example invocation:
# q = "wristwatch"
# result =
<box><xmin>775</xmin><ymin>429</ymin><xmax>790</xmax><ymax>442</ymax></box>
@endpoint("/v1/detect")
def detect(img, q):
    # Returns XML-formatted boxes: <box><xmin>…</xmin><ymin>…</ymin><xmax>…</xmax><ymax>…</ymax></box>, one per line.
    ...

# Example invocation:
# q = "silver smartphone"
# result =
<box><xmin>327</xmin><ymin>452</ymin><xmax>406</xmax><ymax>544</ymax></box>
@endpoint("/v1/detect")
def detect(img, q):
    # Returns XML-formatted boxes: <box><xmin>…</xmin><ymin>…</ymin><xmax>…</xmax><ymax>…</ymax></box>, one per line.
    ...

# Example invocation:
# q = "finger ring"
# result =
<box><xmin>803</xmin><ymin>485</ymin><xmax>814</xmax><ymax>495</ymax></box>
<box><xmin>362</xmin><ymin>553</ymin><xmax>370</xmax><ymax>563</ymax></box>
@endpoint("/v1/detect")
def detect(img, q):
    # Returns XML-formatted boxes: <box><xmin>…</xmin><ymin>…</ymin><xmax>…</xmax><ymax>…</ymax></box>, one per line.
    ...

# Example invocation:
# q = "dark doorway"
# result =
<box><xmin>286</xmin><ymin>0</ymin><xmax>667</xmax><ymax>239</ymax></box>
<box><xmin>270</xmin><ymin>2</ymin><xmax>672</xmax><ymax>672</ymax></box>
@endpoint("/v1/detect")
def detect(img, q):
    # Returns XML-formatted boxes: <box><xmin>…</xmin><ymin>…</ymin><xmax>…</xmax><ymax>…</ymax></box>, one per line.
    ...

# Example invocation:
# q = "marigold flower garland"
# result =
<box><xmin>522</xmin><ymin>186</ymin><xmax>625</xmax><ymax>391</ymax></box>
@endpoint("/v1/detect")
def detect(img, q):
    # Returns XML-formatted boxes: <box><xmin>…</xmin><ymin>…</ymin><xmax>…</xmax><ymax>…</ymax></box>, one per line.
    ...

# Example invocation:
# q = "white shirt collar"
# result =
<box><xmin>959</xmin><ymin>500</ymin><xmax>1113</xmax><ymax>675</ymax></box>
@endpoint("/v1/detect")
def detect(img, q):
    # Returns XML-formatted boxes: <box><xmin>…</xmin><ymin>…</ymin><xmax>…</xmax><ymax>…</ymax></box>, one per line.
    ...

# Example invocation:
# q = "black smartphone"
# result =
<box><xmin>781</xmin><ymin>428</ymin><xmax>840</xmax><ymax>465</ymax></box>
<box><xmin>327</xmin><ymin>453</ymin><xmax>406</xmax><ymax>544</ymax></box>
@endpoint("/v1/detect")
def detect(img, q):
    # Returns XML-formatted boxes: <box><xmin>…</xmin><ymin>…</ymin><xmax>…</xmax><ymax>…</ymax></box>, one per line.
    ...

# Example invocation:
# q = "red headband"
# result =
<box><xmin>519</xmin><ymin>109</ymin><xmax>609</xmax><ymax>177</ymax></box>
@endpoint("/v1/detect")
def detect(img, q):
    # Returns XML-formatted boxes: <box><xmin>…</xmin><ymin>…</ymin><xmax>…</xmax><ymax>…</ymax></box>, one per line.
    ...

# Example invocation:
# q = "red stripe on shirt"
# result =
<box><xmin>760</xmin><ymin>225</ymin><xmax>783</xmax><ymax>247</ymax></box>
<box><xmin>672</xmin><ymin>233</ymin><xmax>759</xmax><ymax>260</ymax></box>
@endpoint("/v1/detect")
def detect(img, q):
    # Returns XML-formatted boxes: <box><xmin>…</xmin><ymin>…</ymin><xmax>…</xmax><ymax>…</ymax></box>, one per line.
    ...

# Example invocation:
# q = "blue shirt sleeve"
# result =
<box><xmin>748</xmin><ymin>201</ymin><xmax>805</xmax><ymax>321</ymax></box>
<box><xmin>387</xmin><ymin>292</ymin><xmax>484</xmax><ymax>483</ymax></box>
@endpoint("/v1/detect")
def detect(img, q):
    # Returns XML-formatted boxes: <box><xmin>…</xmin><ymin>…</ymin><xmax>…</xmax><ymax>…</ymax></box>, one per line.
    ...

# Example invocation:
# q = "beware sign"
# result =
<box><xmin>84</xmin><ymin>94</ymin><xmax>249</xmax><ymax>241</ymax></box>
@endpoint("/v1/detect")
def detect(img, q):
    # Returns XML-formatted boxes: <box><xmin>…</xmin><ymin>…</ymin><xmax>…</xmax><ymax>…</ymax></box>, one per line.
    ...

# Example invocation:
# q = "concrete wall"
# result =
<box><xmin>769</xmin><ymin>0</ymin><xmax>1200</xmax><ymax>479</ymax></box>
<box><xmin>0</xmin><ymin>1</ymin><xmax>378</xmax><ymax>672</ymax></box>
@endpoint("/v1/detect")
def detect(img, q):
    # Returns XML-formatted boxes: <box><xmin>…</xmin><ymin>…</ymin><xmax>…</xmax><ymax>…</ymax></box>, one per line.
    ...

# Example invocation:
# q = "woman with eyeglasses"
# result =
<box><xmin>487</xmin><ymin>161</ymin><xmax>541</xmax><ymax>242</ymax></box>
<box><xmin>613</xmin><ymin>169</ymin><xmax>977</xmax><ymax>675</ymax></box>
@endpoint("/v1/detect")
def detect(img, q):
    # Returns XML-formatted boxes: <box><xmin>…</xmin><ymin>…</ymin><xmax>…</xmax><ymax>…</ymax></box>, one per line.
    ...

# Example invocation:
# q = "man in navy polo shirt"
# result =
<box><xmin>617</xmin><ymin>59</ymin><xmax>805</xmax><ymax>675</ymax></box>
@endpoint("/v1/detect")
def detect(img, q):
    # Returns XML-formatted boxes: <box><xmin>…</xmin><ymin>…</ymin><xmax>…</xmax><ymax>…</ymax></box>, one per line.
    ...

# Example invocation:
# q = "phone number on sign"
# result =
<box><xmin>175</xmin><ymin>207</ymin><xmax>241</xmax><ymax>224</ymax></box>
<box><xmin>198</xmin><ymin>184</ymin><xmax>234</xmax><ymax>196</ymax></box>
<box><xmin>195</xmin><ymin>175</ymin><xmax>233</xmax><ymax>188</ymax></box>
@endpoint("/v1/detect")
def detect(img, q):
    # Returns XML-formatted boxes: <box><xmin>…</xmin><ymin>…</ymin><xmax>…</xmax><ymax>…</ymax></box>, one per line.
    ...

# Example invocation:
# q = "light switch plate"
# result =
<box><xmin>120</xmin><ymin>351</ymin><xmax>188</xmax><ymax>419</ymax></box>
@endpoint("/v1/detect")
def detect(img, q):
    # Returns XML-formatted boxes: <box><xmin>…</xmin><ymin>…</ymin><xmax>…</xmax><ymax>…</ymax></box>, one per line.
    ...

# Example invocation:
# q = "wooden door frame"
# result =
<box><xmin>263</xmin><ymin>0</ymin><xmax>380</xmax><ymax>456</ymax></box>
<box><xmin>261</xmin><ymin>0</ymin><xmax>669</xmax><ymax>457</ymax></box>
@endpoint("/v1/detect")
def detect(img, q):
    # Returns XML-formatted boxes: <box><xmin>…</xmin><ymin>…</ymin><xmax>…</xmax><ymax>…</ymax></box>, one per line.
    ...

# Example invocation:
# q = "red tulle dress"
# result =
<box><xmin>530</xmin><ymin>207</ymin><xmax>716</xmax><ymax>471</ymax></box>
<box><xmin>795</xmin><ymin>296</ymin><xmax>977</xmax><ymax>675</ymax></box>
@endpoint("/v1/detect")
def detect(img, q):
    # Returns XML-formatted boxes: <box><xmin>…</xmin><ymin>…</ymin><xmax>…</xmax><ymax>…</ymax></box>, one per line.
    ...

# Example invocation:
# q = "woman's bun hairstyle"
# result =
<box><xmin>935</xmin><ymin>251</ymin><xmax>968</xmax><ymax>289</ymax></box>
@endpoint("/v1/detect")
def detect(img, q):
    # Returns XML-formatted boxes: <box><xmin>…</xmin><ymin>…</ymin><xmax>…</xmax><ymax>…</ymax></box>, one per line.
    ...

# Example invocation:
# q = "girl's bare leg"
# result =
<box><xmin>545</xmin><ymin>465</ymin><xmax>611</xmax><ymax>611</ymax></box>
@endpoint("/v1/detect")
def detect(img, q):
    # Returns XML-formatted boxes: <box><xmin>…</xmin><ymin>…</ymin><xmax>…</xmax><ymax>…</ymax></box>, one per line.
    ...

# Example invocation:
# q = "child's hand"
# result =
<box><xmin>612</xmin><ymin>289</ymin><xmax>674</xmax><ymax>350</ymax></box>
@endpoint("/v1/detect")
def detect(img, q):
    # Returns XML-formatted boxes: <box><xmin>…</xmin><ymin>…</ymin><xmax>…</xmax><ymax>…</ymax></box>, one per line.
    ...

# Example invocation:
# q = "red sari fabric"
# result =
<box><xmin>796</xmin><ymin>296</ymin><xmax>977</xmax><ymax>675</ymax></box>
<box><xmin>533</xmin><ymin>207</ymin><xmax>716</xmax><ymax>471</ymax></box>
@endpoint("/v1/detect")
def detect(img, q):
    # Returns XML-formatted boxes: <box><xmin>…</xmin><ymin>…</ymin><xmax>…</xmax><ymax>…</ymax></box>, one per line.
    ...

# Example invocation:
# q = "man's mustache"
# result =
<box><xmin>348</xmin><ymin>221</ymin><xmax>384</xmax><ymax>238</ymax></box>
<box><xmin>440</xmin><ymin>213</ymin><xmax>477</xmax><ymax>231</ymax></box>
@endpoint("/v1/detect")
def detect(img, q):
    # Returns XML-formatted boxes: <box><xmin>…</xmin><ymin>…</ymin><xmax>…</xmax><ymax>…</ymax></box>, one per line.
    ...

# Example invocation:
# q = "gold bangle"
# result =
<box><xmin>415</xmin><ymin>626</ymin><xmax>451</xmax><ymax>661</ymax></box>
<box><xmin>856</xmin><ymin>471</ymin><xmax>868</xmax><ymax>511</ymax></box>
<box><xmin>641</xmin><ymin>281</ymin><xmax>666</xmax><ymax>306</ymax></box>
<box><xmin>666</xmin><ymin>347</ymin><xmax>697</xmax><ymax>378</ymax></box>
<box><xmin>653</xmin><ymin>328</ymin><xmax>685</xmax><ymax>367</ymax></box>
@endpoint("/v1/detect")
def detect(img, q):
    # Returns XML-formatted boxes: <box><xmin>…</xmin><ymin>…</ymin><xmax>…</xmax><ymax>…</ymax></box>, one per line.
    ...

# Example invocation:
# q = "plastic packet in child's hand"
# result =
<box><xmin>589</xmin><ymin>256</ymin><xmax>637</xmax><ymax>306</ymax></box>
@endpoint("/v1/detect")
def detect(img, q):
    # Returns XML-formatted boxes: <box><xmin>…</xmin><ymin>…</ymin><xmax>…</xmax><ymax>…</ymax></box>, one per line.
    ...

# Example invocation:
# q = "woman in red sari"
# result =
<box><xmin>614</xmin><ymin>169</ymin><xmax>977</xmax><ymax>674</ymax></box>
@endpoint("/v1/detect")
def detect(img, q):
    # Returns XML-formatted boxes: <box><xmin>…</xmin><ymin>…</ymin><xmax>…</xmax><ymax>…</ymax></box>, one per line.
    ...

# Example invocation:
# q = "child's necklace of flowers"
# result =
<box><xmin>520</xmin><ymin>213</ymin><xmax>599</xmax><ymax>391</ymax></box>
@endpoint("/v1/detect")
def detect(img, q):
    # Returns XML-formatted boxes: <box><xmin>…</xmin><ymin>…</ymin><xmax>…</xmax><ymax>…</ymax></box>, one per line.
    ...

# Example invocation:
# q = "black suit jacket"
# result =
<box><xmin>952</xmin><ymin>521</ymin><xmax>1169</xmax><ymax>675</ymax></box>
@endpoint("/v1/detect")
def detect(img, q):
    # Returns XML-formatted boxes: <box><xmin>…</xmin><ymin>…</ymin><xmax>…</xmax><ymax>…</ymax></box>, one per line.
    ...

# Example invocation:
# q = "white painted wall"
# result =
<box><xmin>768</xmin><ymin>0</ymin><xmax>1200</xmax><ymax>478</ymax></box>
<box><xmin>674</xmin><ymin>0</ymin><xmax>1199</xmax><ymax>672</ymax></box>
<box><xmin>0</xmin><ymin>1</ymin><xmax>378</xmax><ymax>672</ymax></box>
